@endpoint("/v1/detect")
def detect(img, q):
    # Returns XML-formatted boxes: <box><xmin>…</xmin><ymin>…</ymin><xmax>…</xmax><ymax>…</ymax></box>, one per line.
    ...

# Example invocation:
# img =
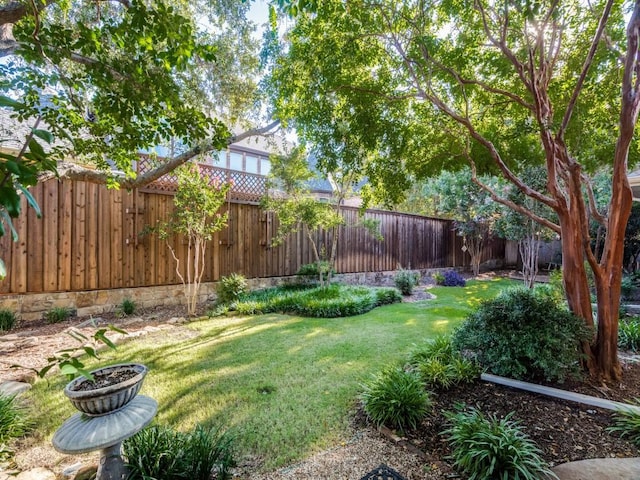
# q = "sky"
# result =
<box><xmin>247</xmin><ymin>0</ymin><xmax>271</xmax><ymax>33</ymax></box>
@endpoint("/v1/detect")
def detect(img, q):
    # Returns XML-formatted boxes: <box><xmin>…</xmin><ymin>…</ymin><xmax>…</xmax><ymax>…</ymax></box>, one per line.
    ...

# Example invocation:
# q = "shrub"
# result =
<box><xmin>432</xmin><ymin>271</ymin><xmax>445</xmax><ymax>285</ymax></box>
<box><xmin>118</xmin><ymin>298</ymin><xmax>136</xmax><ymax>317</ymax></box>
<box><xmin>231</xmin><ymin>284</ymin><xmax>400</xmax><ymax>318</ymax></box>
<box><xmin>124</xmin><ymin>424</ymin><xmax>235</xmax><ymax>480</ymax></box>
<box><xmin>536</xmin><ymin>269</ymin><xmax>565</xmax><ymax>307</ymax></box>
<box><xmin>608</xmin><ymin>400</ymin><xmax>640</xmax><ymax>447</ymax></box>
<box><xmin>44</xmin><ymin>306</ymin><xmax>74</xmax><ymax>324</ymax></box>
<box><xmin>442</xmin><ymin>407</ymin><xmax>554</xmax><ymax>480</ymax></box>
<box><xmin>207</xmin><ymin>304</ymin><xmax>230</xmax><ymax>318</ymax></box>
<box><xmin>621</xmin><ymin>275</ymin><xmax>637</xmax><ymax>300</ymax></box>
<box><xmin>360</xmin><ymin>367</ymin><xmax>431</xmax><ymax>431</ymax></box>
<box><xmin>394</xmin><ymin>270</ymin><xmax>420</xmax><ymax>295</ymax></box>
<box><xmin>217</xmin><ymin>273</ymin><xmax>248</xmax><ymax>304</ymax></box>
<box><xmin>442</xmin><ymin>270</ymin><xmax>466</xmax><ymax>287</ymax></box>
<box><xmin>0</xmin><ymin>309</ymin><xmax>17</xmax><ymax>332</ymax></box>
<box><xmin>452</xmin><ymin>286</ymin><xmax>592</xmax><ymax>382</ymax></box>
<box><xmin>296</xmin><ymin>261</ymin><xmax>334</xmax><ymax>284</ymax></box>
<box><xmin>408</xmin><ymin>336</ymin><xmax>480</xmax><ymax>390</ymax></box>
<box><xmin>375</xmin><ymin>288</ymin><xmax>403</xmax><ymax>306</ymax></box>
<box><xmin>619</xmin><ymin>317</ymin><xmax>640</xmax><ymax>352</ymax></box>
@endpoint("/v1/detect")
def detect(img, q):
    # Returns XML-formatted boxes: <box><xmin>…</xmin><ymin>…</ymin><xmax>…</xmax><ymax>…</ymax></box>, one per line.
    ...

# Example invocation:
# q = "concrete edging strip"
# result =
<box><xmin>481</xmin><ymin>373</ymin><xmax>640</xmax><ymax>414</ymax></box>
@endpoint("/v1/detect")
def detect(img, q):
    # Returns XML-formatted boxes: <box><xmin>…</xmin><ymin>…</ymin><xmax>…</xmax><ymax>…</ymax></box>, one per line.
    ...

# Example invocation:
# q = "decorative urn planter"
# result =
<box><xmin>63</xmin><ymin>363</ymin><xmax>148</xmax><ymax>416</ymax></box>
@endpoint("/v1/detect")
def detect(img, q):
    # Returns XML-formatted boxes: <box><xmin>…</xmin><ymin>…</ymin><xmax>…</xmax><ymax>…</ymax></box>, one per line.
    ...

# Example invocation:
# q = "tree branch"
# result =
<box><xmin>39</xmin><ymin>120</ymin><xmax>282</xmax><ymax>187</ymax></box>
<box><xmin>421</xmin><ymin>48</ymin><xmax>534</xmax><ymax>110</ymax></box>
<box><xmin>582</xmin><ymin>172</ymin><xmax>607</xmax><ymax>226</ymax></box>
<box><xmin>228</xmin><ymin>119</ymin><xmax>281</xmax><ymax>144</ymax></box>
<box><xmin>475</xmin><ymin>0</ymin><xmax>532</xmax><ymax>91</ymax></box>
<box><xmin>558</xmin><ymin>0</ymin><xmax>614</xmax><ymax>140</ymax></box>
<box><xmin>469</xmin><ymin>162</ymin><xmax>561</xmax><ymax>234</ymax></box>
<box><xmin>0</xmin><ymin>0</ymin><xmax>55</xmax><ymax>26</ymax></box>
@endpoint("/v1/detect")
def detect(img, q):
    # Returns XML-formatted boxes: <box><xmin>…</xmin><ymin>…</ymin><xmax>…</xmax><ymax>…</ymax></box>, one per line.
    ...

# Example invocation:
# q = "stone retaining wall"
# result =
<box><xmin>0</xmin><ymin>268</ymin><xmax>456</xmax><ymax>323</ymax></box>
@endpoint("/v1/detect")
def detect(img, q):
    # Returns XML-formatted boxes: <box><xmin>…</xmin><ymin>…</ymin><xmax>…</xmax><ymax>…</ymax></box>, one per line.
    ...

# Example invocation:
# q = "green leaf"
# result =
<box><xmin>27</xmin><ymin>138</ymin><xmax>46</xmax><ymax>160</ymax></box>
<box><xmin>0</xmin><ymin>259</ymin><xmax>5</xmax><ymax>280</ymax></box>
<box><xmin>31</xmin><ymin>129</ymin><xmax>54</xmax><ymax>144</ymax></box>
<box><xmin>17</xmin><ymin>185</ymin><xmax>41</xmax><ymax>218</ymax></box>
<box><xmin>59</xmin><ymin>364</ymin><xmax>79</xmax><ymax>376</ymax></box>
<box><xmin>0</xmin><ymin>211</ymin><xmax>18</xmax><ymax>242</ymax></box>
<box><xmin>107</xmin><ymin>324</ymin><xmax>128</xmax><ymax>335</ymax></box>
<box><xmin>0</xmin><ymin>96</ymin><xmax>22</xmax><ymax>109</ymax></box>
<box><xmin>82</xmin><ymin>346</ymin><xmax>98</xmax><ymax>359</ymax></box>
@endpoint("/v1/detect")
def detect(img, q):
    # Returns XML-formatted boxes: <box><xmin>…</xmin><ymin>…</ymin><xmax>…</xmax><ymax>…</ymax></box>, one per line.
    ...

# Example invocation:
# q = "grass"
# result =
<box><xmin>27</xmin><ymin>277</ymin><xmax>517</xmax><ymax>471</ymax></box>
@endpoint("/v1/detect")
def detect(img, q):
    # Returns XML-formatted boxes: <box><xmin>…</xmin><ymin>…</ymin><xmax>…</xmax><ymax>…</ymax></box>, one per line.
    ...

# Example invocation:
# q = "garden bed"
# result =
<box><xmin>355</xmin><ymin>357</ymin><xmax>640</xmax><ymax>478</ymax></box>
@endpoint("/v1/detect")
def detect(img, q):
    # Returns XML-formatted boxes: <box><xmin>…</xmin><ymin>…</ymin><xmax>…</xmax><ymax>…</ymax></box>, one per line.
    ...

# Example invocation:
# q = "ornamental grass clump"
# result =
<box><xmin>407</xmin><ymin>336</ymin><xmax>480</xmax><ymax>389</ymax></box>
<box><xmin>0</xmin><ymin>393</ymin><xmax>33</xmax><ymax>460</ymax></box>
<box><xmin>0</xmin><ymin>309</ymin><xmax>17</xmax><ymax>332</ymax></box>
<box><xmin>608</xmin><ymin>400</ymin><xmax>640</xmax><ymax>446</ymax></box>
<box><xmin>44</xmin><ymin>306</ymin><xmax>74</xmax><ymax>324</ymax></box>
<box><xmin>124</xmin><ymin>424</ymin><xmax>235</xmax><ymax>480</ymax></box>
<box><xmin>394</xmin><ymin>269</ymin><xmax>420</xmax><ymax>295</ymax></box>
<box><xmin>360</xmin><ymin>366</ymin><xmax>431</xmax><ymax>430</ymax></box>
<box><xmin>619</xmin><ymin>316</ymin><xmax>640</xmax><ymax>352</ymax></box>
<box><xmin>443</xmin><ymin>407</ymin><xmax>555</xmax><ymax>480</ymax></box>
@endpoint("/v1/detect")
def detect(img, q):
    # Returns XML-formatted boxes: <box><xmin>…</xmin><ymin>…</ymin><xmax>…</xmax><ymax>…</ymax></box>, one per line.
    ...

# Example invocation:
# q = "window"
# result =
<box><xmin>245</xmin><ymin>155</ymin><xmax>259</xmax><ymax>174</ymax></box>
<box><xmin>211</xmin><ymin>151</ymin><xmax>227</xmax><ymax>168</ymax></box>
<box><xmin>229</xmin><ymin>152</ymin><xmax>243</xmax><ymax>171</ymax></box>
<box><xmin>260</xmin><ymin>158</ymin><xmax>271</xmax><ymax>176</ymax></box>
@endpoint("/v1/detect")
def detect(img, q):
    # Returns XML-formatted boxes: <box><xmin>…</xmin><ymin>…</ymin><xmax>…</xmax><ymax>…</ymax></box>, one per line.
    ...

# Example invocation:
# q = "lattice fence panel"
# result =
<box><xmin>136</xmin><ymin>156</ymin><xmax>266</xmax><ymax>203</ymax></box>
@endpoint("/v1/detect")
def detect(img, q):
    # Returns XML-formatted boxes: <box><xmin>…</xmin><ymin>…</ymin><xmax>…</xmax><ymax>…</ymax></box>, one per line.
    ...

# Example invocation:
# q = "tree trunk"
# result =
<box><xmin>519</xmin><ymin>232</ymin><xmax>540</xmax><ymax>289</ymax></box>
<box><xmin>465</xmin><ymin>235</ymin><xmax>483</xmax><ymax>277</ymax></box>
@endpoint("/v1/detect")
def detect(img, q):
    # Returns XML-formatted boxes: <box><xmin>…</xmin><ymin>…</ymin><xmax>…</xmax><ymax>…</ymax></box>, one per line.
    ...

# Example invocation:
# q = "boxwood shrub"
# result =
<box><xmin>452</xmin><ymin>286</ymin><xmax>592</xmax><ymax>382</ymax></box>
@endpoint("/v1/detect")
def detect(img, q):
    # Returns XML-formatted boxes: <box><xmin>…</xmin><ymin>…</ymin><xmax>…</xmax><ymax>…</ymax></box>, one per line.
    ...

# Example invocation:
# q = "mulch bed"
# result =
<box><xmin>362</xmin><ymin>356</ymin><xmax>640</xmax><ymax>474</ymax></box>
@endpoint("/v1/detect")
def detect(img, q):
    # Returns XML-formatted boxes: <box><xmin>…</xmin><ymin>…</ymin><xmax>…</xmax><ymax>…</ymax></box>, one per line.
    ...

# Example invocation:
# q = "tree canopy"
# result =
<box><xmin>0</xmin><ymin>0</ymin><xmax>278</xmax><ymax>189</ymax></box>
<box><xmin>270</xmin><ymin>0</ymin><xmax>640</xmax><ymax>381</ymax></box>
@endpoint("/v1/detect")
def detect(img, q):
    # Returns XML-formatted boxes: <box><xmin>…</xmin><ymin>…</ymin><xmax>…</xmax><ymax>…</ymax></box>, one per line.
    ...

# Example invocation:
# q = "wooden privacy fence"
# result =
<box><xmin>0</xmin><ymin>179</ymin><xmax>504</xmax><ymax>295</ymax></box>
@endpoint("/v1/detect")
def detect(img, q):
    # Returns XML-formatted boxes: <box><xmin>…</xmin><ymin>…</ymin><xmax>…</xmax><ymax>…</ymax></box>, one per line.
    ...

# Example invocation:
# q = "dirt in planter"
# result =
<box><xmin>71</xmin><ymin>368</ymin><xmax>139</xmax><ymax>391</ymax></box>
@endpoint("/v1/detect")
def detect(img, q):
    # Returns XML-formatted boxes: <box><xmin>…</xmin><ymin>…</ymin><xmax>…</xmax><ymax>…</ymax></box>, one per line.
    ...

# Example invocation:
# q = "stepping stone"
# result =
<box><xmin>360</xmin><ymin>464</ymin><xmax>407</xmax><ymax>480</ymax></box>
<box><xmin>552</xmin><ymin>457</ymin><xmax>640</xmax><ymax>480</ymax></box>
<box><xmin>0</xmin><ymin>380</ymin><xmax>31</xmax><ymax>397</ymax></box>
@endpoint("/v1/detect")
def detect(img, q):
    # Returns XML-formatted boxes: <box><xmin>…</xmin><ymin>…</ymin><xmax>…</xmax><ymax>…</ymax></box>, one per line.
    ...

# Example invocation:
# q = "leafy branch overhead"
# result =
<box><xmin>0</xmin><ymin>0</ymin><xmax>280</xmax><ymax>191</ymax></box>
<box><xmin>13</xmin><ymin>325</ymin><xmax>127</xmax><ymax>382</ymax></box>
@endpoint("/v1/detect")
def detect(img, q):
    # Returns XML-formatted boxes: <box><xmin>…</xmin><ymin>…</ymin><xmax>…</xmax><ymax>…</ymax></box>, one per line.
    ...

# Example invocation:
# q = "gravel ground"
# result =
<box><xmin>236</xmin><ymin>426</ymin><xmax>448</xmax><ymax>480</ymax></box>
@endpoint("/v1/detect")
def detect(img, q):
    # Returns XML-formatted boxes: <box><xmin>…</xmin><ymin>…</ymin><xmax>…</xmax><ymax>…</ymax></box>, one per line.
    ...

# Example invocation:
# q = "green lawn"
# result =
<box><xmin>28</xmin><ymin>277</ymin><xmax>517</xmax><ymax>470</ymax></box>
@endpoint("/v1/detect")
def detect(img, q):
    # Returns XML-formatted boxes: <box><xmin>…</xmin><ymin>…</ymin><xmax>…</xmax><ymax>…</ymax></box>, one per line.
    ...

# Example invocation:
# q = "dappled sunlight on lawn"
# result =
<box><xmin>431</xmin><ymin>319</ymin><xmax>451</xmax><ymax>331</ymax></box>
<box><xmin>26</xmin><ymin>277</ymin><xmax>518</xmax><ymax>471</ymax></box>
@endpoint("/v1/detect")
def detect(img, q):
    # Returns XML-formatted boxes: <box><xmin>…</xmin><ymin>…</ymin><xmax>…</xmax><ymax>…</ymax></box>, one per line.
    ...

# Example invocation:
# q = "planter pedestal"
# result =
<box><xmin>53</xmin><ymin>395</ymin><xmax>157</xmax><ymax>480</ymax></box>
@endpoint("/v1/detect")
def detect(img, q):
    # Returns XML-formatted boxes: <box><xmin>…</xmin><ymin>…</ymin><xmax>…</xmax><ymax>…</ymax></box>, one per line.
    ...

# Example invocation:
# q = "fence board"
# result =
<box><xmin>9</xmin><ymin>196</ymin><xmax>27</xmax><ymax>293</ymax></box>
<box><xmin>0</xmin><ymin>179</ymin><xmax>505</xmax><ymax>294</ymax></box>
<box><xmin>86</xmin><ymin>183</ymin><xmax>99</xmax><ymax>289</ymax></box>
<box><xmin>43</xmin><ymin>180</ymin><xmax>59</xmax><ymax>291</ymax></box>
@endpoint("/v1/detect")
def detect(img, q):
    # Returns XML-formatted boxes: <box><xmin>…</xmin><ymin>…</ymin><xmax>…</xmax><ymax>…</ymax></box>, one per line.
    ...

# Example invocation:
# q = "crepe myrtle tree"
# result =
<box><xmin>495</xmin><ymin>166</ymin><xmax>558</xmax><ymax>288</ymax></box>
<box><xmin>261</xmin><ymin>145</ymin><xmax>381</xmax><ymax>286</ymax></box>
<box><xmin>155</xmin><ymin>162</ymin><xmax>230</xmax><ymax>316</ymax></box>
<box><xmin>271</xmin><ymin>0</ymin><xmax>640</xmax><ymax>381</ymax></box>
<box><xmin>261</xmin><ymin>146</ymin><xmax>343</xmax><ymax>287</ymax></box>
<box><xmin>395</xmin><ymin>169</ymin><xmax>500</xmax><ymax>277</ymax></box>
